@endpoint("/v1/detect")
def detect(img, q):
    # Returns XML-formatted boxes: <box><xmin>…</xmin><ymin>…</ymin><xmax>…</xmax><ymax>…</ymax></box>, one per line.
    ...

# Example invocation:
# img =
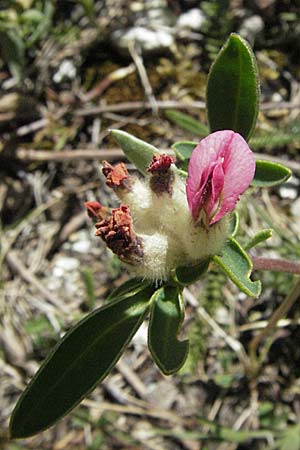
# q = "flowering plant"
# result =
<box><xmin>86</xmin><ymin>129</ymin><xmax>255</xmax><ymax>282</ymax></box>
<box><xmin>9</xmin><ymin>33</ymin><xmax>291</xmax><ymax>439</ymax></box>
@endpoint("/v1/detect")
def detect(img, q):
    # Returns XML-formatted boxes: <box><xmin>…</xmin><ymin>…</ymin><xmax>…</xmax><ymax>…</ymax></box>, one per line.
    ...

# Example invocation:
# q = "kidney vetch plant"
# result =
<box><xmin>8</xmin><ymin>33</ymin><xmax>294</xmax><ymax>440</ymax></box>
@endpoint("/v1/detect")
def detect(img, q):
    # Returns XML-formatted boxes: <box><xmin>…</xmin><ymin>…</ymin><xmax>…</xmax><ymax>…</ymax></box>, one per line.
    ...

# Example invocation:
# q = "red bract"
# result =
<box><xmin>186</xmin><ymin>130</ymin><xmax>255</xmax><ymax>225</ymax></box>
<box><xmin>102</xmin><ymin>161</ymin><xmax>129</xmax><ymax>188</ymax></box>
<box><xmin>95</xmin><ymin>205</ymin><xmax>143</xmax><ymax>263</ymax></box>
<box><xmin>147</xmin><ymin>154</ymin><xmax>175</xmax><ymax>173</ymax></box>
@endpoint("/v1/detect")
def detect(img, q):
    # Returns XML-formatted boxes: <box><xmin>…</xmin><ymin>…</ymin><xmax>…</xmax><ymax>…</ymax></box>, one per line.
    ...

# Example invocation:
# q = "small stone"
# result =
<box><xmin>177</xmin><ymin>8</ymin><xmax>206</xmax><ymax>30</ymax></box>
<box><xmin>239</xmin><ymin>15</ymin><xmax>264</xmax><ymax>42</ymax></box>
<box><xmin>72</xmin><ymin>240</ymin><xmax>91</xmax><ymax>254</ymax></box>
<box><xmin>53</xmin><ymin>256</ymin><xmax>80</xmax><ymax>275</ymax></box>
<box><xmin>278</xmin><ymin>186</ymin><xmax>298</xmax><ymax>200</ymax></box>
<box><xmin>112</xmin><ymin>27</ymin><xmax>174</xmax><ymax>54</ymax></box>
<box><xmin>53</xmin><ymin>60</ymin><xmax>77</xmax><ymax>83</ymax></box>
<box><xmin>278</xmin><ymin>176</ymin><xmax>299</xmax><ymax>200</ymax></box>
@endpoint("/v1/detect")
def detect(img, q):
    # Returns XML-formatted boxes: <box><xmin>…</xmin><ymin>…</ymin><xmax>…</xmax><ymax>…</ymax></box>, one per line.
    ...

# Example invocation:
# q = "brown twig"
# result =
<box><xmin>12</xmin><ymin>99</ymin><xmax>300</xmax><ymax>139</ymax></box>
<box><xmin>15</xmin><ymin>146</ymin><xmax>300</xmax><ymax>176</ymax></box>
<box><xmin>128</xmin><ymin>42</ymin><xmax>158</xmax><ymax>114</ymax></box>
<box><xmin>252</xmin><ymin>257</ymin><xmax>300</xmax><ymax>275</ymax></box>
<box><xmin>75</xmin><ymin>99</ymin><xmax>300</xmax><ymax>118</ymax></box>
<box><xmin>260</xmin><ymin>101</ymin><xmax>300</xmax><ymax>111</ymax></box>
<box><xmin>80</xmin><ymin>64</ymin><xmax>136</xmax><ymax>103</ymax></box>
<box><xmin>116</xmin><ymin>359</ymin><xmax>148</xmax><ymax>400</ymax></box>
<box><xmin>75</xmin><ymin>100</ymin><xmax>206</xmax><ymax>117</ymax></box>
<box><xmin>16</xmin><ymin>148</ymin><xmax>124</xmax><ymax>162</ymax></box>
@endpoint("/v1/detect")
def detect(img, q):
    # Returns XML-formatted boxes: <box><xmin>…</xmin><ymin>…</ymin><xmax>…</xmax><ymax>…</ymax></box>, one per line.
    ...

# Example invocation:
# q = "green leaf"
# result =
<box><xmin>175</xmin><ymin>258</ymin><xmax>210</xmax><ymax>286</ymax></box>
<box><xmin>106</xmin><ymin>277</ymin><xmax>150</xmax><ymax>303</ymax></box>
<box><xmin>165</xmin><ymin>110</ymin><xmax>209</xmax><ymax>137</ymax></box>
<box><xmin>172</xmin><ymin>141</ymin><xmax>197</xmax><ymax>171</ymax></box>
<box><xmin>244</xmin><ymin>229</ymin><xmax>272</xmax><ymax>250</ymax></box>
<box><xmin>206</xmin><ymin>33</ymin><xmax>260</xmax><ymax>141</ymax></box>
<box><xmin>148</xmin><ymin>286</ymin><xmax>189</xmax><ymax>375</ymax></box>
<box><xmin>10</xmin><ymin>286</ymin><xmax>155</xmax><ymax>438</ymax></box>
<box><xmin>213</xmin><ymin>237</ymin><xmax>261</xmax><ymax>297</ymax></box>
<box><xmin>251</xmin><ymin>160</ymin><xmax>291</xmax><ymax>187</ymax></box>
<box><xmin>111</xmin><ymin>129</ymin><xmax>161</xmax><ymax>175</ymax></box>
<box><xmin>275</xmin><ymin>425</ymin><xmax>300</xmax><ymax>450</ymax></box>
<box><xmin>0</xmin><ymin>28</ymin><xmax>25</xmax><ymax>82</ymax></box>
<box><xmin>81</xmin><ymin>267</ymin><xmax>96</xmax><ymax>310</ymax></box>
<box><xmin>172</xmin><ymin>141</ymin><xmax>197</xmax><ymax>160</ymax></box>
<box><xmin>229</xmin><ymin>211</ymin><xmax>239</xmax><ymax>237</ymax></box>
<box><xmin>21</xmin><ymin>9</ymin><xmax>45</xmax><ymax>24</ymax></box>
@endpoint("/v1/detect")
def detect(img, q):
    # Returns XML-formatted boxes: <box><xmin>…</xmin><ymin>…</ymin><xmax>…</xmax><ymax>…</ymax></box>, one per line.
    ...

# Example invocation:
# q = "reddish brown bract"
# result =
<box><xmin>84</xmin><ymin>201</ymin><xmax>110</xmax><ymax>221</ymax></box>
<box><xmin>147</xmin><ymin>154</ymin><xmax>175</xmax><ymax>173</ymax></box>
<box><xmin>102</xmin><ymin>161</ymin><xmax>129</xmax><ymax>188</ymax></box>
<box><xmin>95</xmin><ymin>205</ymin><xmax>143</xmax><ymax>263</ymax></box>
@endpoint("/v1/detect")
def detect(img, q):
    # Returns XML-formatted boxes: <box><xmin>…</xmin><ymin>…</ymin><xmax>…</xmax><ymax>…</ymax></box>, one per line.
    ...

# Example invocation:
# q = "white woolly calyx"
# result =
<box><xmin>87</xmin><ymin>157</ymin><xmax>228</xmax><ymax>282</ymax></box>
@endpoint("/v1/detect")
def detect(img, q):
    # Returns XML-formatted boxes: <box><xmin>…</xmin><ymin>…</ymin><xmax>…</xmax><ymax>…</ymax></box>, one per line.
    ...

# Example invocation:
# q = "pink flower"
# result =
<box><xmin>186</xmin><ymin>130</ymin><xmax>255</xmax><ymax>225</ymax></box>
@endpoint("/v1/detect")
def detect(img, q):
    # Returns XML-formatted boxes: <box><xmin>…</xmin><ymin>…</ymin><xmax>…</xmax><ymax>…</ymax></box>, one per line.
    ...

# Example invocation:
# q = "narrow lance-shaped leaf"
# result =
<box><xmin>10</xmin><ymin>285</ymin><xmax>155</xmax><ymax>439</ymax></box>
<box><xmin>206</xmin><ymin>33</ymin><xmax>260</xmax><ymax>141</ymax></box>
<box><xmin>0</xmin><ymin>28</ymin><xmax>25</xmax><ymax>82</ymax></box>
<box><xmin>251</xmin><ymin>160</ymin><xmax>291</xmax><ymax>187</ymax></box>
<box><xmin>165</xmin><ymin>110</ymin><xmax>209</xmax><ymax>137</ymax></box>
<box><xmin>213</xmin><ymin>237</ymin><xmax>261</xmax><ymax>297</ymax></box>
<box><xmin>111</xmin><ymin>129</ymin><xmax>161</xmax><ymax>175</ymax></box>
<box><xmin>105</xmin><ymin>277</ymin><xmax>150</xmax><ymax>303</ymax></box>
<box><xmin>148</xmin><ymin>286</ymin><xmax>189</xmax><ymax>375</ymax></box>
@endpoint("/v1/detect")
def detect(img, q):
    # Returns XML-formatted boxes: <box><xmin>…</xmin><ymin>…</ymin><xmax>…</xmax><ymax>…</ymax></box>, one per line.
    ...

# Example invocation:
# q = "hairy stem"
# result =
<box><xmin>252</xmin><ymin>257</ymin><xmax>300</xmax><ymax>275</ymax></box>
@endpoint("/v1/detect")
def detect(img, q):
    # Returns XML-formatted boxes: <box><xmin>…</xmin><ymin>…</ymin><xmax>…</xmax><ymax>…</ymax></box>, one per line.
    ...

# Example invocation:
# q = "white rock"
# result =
<box><xmin>177</xmin><ymin>8</ymin><xmax>206</xmax><ymax>30</ymax></box>
<box><xmin>239</xmin><ymin>15</ymin><xmax>264</xmax><ymax>41</ymax></box>
<box><xmin>72</xmin><ymin>239</ymin><xmax>91</xmax><ymax>253</ymax></box>
<box><xmin>278</xmin><ymin>176</ymin><xmax>299</xmax><ymax>200</ymax></box>
<box><xmin>53</xmin><ymin>60</ymin><xmax>77</xmax><ymax>83</ymax></box>
<box><xmin>278</xmin><ymin>186</ymin><xmax>298</xmax><ymax>200</ymax></box>
<box><xmin>272</xmin><ymin>92</ymin><xmax>283</xmax><ymax>102</ymax></box>
<box><xmin>113</xmin><ymin>27</ymin><xmax>174</xmax><ymax>53</ymax></box>
<box><xmin>53</xmin><ymin>256</ymin><xmax>80</xmax><ymax>274</ymax></box>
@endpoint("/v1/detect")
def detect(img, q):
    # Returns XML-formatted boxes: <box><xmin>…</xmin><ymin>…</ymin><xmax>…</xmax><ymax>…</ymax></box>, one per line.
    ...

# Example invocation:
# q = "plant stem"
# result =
<box><xmin>252</xmin><ymin>257</ymin><xmax>300</xmax><ymax>275</ymax></box>
<box><xmin>249</xmin><ymin>277</ymin><xmax>300</xmax><ymax>377</ymax></box>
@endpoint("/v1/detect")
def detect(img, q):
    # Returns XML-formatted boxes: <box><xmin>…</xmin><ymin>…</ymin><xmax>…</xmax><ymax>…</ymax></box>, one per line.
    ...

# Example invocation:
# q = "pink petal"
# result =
<box><xmin>204</xmin><ymin>158</ymin><xmax>225</xmax><ymax>218</ymax></box>
<box><xmin>186</xmin><ymin>130</ymin><xmax>255</xmax><ymax>225</ymax></box>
